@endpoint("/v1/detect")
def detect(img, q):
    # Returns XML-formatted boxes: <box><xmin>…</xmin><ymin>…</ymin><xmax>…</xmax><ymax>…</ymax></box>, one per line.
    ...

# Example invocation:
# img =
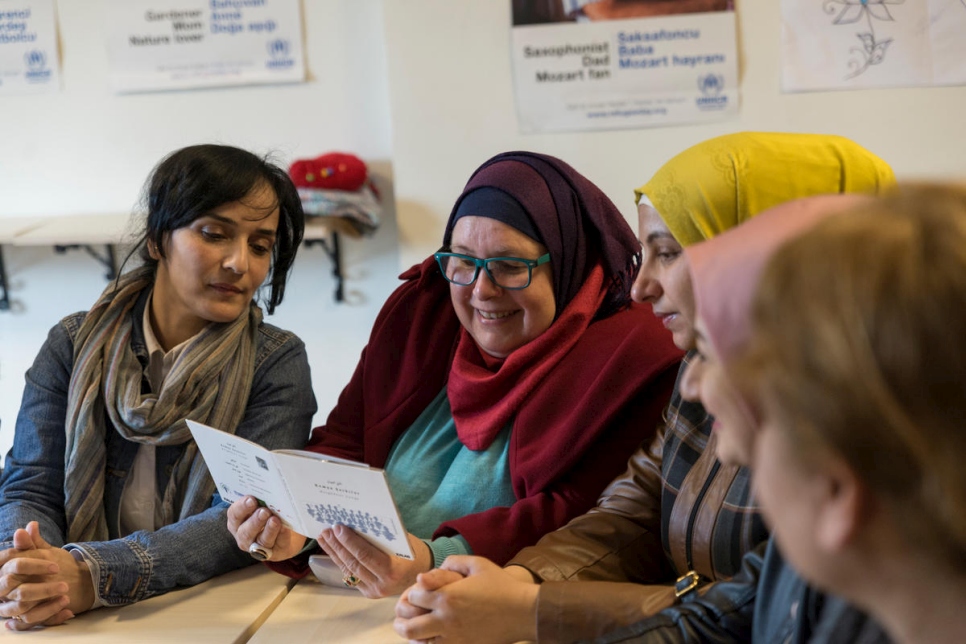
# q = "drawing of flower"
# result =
<box><xmin>823</xmin><ymin>0</ymin><xmax>905</xmax><ymax>79</ymax></box>
<box><xmin>827</xmin><ymin>0</ymin><xmax>902</xmax><ymax>24</ymax></box>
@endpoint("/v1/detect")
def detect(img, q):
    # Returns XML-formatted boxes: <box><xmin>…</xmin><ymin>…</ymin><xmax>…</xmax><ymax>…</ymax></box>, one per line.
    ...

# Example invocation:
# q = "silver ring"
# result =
<box><xmin>248</xmin><ymin>542</ymin><xmax>273</xmax><ymax>561</ymax></box>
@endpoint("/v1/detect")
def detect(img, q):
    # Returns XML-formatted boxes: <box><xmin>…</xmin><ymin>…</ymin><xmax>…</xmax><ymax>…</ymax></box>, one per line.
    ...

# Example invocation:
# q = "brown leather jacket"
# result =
<box><xmin>508</xmin><ymin>355</ymin><xmax>769</xmax><ymax>642</ymax></box>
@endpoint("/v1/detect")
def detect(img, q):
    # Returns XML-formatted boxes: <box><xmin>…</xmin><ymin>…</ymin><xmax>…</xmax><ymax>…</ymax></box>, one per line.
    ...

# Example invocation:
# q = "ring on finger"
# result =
<box><xmin>248</xmin><ymin>542</ymin><xmax>273</xmax><ymax>562</ymax></box>
<box><xmin>342</xmin><ymin>574</ymin><xmax>361</xmax><ymax>588</ymax></box>
<box><xmin>10</xmin><ymin>614</ymin><xmax>24</xmax><ymax>623</ymax></box>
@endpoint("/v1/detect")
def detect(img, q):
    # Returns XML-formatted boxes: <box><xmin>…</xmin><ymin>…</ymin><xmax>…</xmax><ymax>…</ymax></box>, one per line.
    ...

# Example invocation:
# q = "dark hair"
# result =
<box><xmin>132</xmin><ymin>144</ymin><xmax>305</xmax><ymax>314</ymax></box>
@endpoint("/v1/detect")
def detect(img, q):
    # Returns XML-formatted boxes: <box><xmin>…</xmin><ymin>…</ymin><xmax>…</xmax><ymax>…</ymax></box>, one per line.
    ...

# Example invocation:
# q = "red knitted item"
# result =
<box><xmin>289</xmin><ymin>152</ymin><xmax>367</xmax><ymax>191</ymax></box>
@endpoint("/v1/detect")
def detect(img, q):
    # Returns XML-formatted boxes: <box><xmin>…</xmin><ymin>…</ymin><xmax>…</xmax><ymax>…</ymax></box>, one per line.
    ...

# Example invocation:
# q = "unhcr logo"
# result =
<box><xmin>267</xmin><ymin>38</ymin><xmax>289</xmax><ymax>57</ymax></box>
<box><xmin>266</xmin><ymin>38</ymin><xmax>294</xmax><ymax>69</ymax></box>
<box><xmin>24</xmin><ymin>49</ymin><xmax>52</xmax><ymax>83</ymax></box>
<box><xmin>696</xmin><ymin>73</ymin><xmax>727</xmax><ymax>110</ymax></box>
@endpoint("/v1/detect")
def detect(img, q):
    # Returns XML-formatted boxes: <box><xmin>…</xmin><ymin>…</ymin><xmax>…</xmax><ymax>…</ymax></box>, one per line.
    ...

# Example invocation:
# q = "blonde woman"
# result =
<box><xmin>733</xmin><ymin>185</ymin><xmax>966</xmax><ymax>643</ymax></box>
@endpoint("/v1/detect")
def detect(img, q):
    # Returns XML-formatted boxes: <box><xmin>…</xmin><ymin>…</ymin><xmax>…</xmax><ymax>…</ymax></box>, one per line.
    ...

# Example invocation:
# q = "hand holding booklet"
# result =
<box><xmin>186</xmin><ymin>420</ymin><xmax>413</xmax><ymax>560</ymax></box>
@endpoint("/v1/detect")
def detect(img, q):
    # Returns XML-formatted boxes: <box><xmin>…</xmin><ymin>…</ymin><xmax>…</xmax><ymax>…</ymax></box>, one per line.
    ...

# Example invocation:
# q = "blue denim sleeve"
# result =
<box><xmin>0</xmin><ymin>319</ymin><xmax>75</xmax><ymax>549</ymax></box>
<box><xmin>66</xmin><ymin>330</ymin><xmax>317</xmax><ymax>606</ymax></box>
<box><xmin>587</xmin><ymin>541</ymin><xmax>765</xmax><ymax>643</ymax></box>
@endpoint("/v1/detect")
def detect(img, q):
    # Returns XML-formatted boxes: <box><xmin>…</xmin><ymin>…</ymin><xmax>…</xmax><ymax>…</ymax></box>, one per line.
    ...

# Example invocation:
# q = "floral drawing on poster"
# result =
<box><xmin>824</xmin><ymin>0</ymin><xmax>904</xmax><ymax>79</ymax></box>
<box><xmin>781</xmin><ymin>0</ymin><xmax>966</xmax><ymax>92</ymax></box>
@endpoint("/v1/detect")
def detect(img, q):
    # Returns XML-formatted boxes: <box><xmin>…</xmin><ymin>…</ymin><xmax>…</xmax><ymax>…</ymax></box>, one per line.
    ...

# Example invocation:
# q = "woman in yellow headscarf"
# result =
<box><xmin>638</xmin><ymin>132</ymin><xmax>896</xmax><ymax>245</ymax></box>
<box><xmin>393</xmin><ymin>133</ymin><xmax>895</xmax><ymax>644</ymax></box>
<box><xmin>633</xmin><ymin>132</ymin><xmax>894</xmax><ymax>351</ymax></box>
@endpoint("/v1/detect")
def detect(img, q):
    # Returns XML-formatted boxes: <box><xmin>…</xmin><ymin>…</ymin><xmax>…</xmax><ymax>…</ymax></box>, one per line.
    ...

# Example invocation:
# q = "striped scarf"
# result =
<box><xmin>64</xmin><ymin>266</ymin><xmax>259</xmax><ymax>542</ymax></box>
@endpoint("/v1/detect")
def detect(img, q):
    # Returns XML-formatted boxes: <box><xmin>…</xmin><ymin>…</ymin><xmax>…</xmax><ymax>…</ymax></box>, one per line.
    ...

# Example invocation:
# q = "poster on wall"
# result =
<box><xmin>0</xmin><ymin>0</ymin><xmax>60</xmax><ymax>96</ymax></box>
<box><xmin>510</xmin><ymin>1</ymin><xmax>739</xmax><ymax>134</ymax></box>
<box><xmin>105</xmin><ymin>0</ymin><xmax>305</xmax><ymax>93</ymax></box>
<box><xmin>781</xmin><ymin>0</ymin><xmax>966</xmax><ymax>92</ymax></box>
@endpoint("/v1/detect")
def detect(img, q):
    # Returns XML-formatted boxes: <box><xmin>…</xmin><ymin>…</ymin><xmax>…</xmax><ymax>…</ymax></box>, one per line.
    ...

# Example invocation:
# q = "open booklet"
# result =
<box><xmin>186</xmin><ymin>420</ymin><xmax>413</xmax><ymax>560</ymax></box>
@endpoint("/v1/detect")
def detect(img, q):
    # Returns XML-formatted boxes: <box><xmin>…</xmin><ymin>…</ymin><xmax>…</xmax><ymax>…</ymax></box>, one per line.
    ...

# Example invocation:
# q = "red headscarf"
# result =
<box><xmin>444</xmin><ymin>151</ymin><xmax>642</xmax><ymax>450</ymax></box>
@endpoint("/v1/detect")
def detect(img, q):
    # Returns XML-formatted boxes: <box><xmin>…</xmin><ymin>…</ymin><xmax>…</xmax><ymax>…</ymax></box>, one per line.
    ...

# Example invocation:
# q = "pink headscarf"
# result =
<box><xmin>688</xmin><ymin>194</ymin><xmax>871</xmax><ymax>365</ymax></box>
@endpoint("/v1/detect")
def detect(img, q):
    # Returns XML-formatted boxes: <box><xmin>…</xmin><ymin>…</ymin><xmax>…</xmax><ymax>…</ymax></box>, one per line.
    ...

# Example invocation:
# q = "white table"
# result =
<box><xmin>249</xmin><ymin>579</ymin><xmax>403</xmax><ymax>644</ymax></box>
<box><xmin>0</xmin><ymin>217</ymin><xmax>47</xmax><ymax>243</ymax></box>
<box><xmin>10</xmin><ymin>213</ymin><xmax>135</xmax><ymax>247</ymax></box>
<box><xmin>0</xmin><ymin>213</ymin><xmax>135</xmax><ymax>310</ymax></box>
<box><xmin>0</xmin><ymin>565</ymin><xmax>293</xmax><ymax>643</ymax></box>
<box><xmin>0</xmin><ymin>211</ymin><xmax>358</xmax><ymax>310</ymax></box>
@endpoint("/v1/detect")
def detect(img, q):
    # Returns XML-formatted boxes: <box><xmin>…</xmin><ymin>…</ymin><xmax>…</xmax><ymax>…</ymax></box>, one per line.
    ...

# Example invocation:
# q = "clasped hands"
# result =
<box><xmin>227</xmin><ymin>496</ymin><xmax>433</xmax><ymax>598</ymax></box>
<box><xmin>393</xmin><ymin>557</ymin><xmax>540</xmax><ymax>644</ymax></box>
<box><xmin>0</xmin><ymin>521</ymin><xmax>95</xmax><ymax>630</ymax></box>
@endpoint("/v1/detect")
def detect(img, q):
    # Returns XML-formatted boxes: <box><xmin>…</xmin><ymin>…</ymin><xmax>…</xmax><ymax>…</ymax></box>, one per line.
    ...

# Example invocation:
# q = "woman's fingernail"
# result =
<box><xmin>246</xmin><ymin>497</ymin><xmax>256</xmax><ymax>509</ymax></box>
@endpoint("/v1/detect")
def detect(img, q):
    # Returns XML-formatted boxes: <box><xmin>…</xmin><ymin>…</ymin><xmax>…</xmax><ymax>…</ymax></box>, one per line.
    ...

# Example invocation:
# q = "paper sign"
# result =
<box><xmin>0</xmin><ymin>0</ymin><xmax>60</xmax><ymax>95</ymax></box>
<box><xmin>510</xmin><ymin>3</ymin><xmax>739</xmax><ymax>133</ymax></box>
<box><xmin>105</xmin><ymin>0</ymin><xmax>305</xmax><ymax>93</ymax></box>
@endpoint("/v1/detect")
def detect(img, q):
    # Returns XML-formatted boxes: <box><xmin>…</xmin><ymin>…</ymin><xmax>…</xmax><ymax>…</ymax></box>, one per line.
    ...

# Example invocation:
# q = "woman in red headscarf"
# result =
<box><xmin>226</xmin><ymin>151</ymin><xmax>682</xmax><ymax>598</ymax></box>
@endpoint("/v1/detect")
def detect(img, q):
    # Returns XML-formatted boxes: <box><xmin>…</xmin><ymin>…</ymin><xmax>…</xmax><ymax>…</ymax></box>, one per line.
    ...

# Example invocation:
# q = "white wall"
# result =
<box><xmin>2</xmin><ymin>0</ymin><xmax>966</xmax><ymax>460</ymax></box>
<box><xmin>0</xmin><ymin>0</ymin><xmax>398</xmax><ymax>458</ymax></box>
<box><xmin>384</xmin><ymin>0</ymin><xmax>966</xmax><ymax>267</ymax></box>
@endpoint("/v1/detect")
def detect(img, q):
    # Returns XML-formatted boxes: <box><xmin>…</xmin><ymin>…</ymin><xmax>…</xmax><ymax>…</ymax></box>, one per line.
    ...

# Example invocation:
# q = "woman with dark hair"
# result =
<box><xmin>0</xmin><ymin>144</ymin><xmax>317</xmax><ymax>629</ymax></box>
<box><xmin>226</xmin><ymin>151</ymin><xmax>682</xmax><ymax>599</ymax></box>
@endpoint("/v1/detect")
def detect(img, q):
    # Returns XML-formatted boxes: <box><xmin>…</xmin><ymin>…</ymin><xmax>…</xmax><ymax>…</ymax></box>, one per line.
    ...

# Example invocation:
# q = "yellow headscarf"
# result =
<box><xmin>635</xmin><ymin>132</ymin><xmax>896</xmax><ymax>247</ymax></box>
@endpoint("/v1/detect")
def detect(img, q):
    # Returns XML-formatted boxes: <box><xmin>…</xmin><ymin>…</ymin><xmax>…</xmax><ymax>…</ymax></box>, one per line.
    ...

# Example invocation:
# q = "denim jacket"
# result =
<box><xmin>591</xmin><ymin>538</ymin><xmax>890</xmax><ymax>644</ymax></box>
<box><xmin>0</xmin><ymin>296</ymin><xmax>317</xmax><ymax>607</ymax></box>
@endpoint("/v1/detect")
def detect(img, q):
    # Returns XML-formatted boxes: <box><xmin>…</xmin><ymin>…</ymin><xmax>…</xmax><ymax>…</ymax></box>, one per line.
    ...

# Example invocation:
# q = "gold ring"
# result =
<box><xmin>342</xmin><ymin>574</ymin><xmax>361</xmax><ymax>588</ymax></box>
<box><xmin>11</xmin><ymin>614</ymin><xmax>24</xmax><ymax>623</ymax></box>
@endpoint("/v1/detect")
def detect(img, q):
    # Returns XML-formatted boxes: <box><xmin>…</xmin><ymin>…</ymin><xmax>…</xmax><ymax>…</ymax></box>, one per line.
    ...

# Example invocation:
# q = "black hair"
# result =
<box><xmin>131</xmin><ymin>144</ymin><xmax>304</xmax><ymax>314</ymax></box>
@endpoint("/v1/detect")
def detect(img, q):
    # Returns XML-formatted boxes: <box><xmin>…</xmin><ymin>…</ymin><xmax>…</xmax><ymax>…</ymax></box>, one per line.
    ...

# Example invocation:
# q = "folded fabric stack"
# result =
<box><xmin>289</xmin><ymin>152</ymin><xmax>381</xmax><ymax>237</ymax></box>
<box><xmin>297</xmin><ymin>185</ymin><xmax>381</xmax><ymax>236</ymax></box>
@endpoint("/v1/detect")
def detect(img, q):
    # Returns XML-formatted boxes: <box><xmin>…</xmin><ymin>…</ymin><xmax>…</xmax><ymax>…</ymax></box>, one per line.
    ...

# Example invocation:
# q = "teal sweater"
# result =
<box><xmin>385</xmin><ymin>388</ymin><xmax>517</xmax><ymax>567</ymax></box>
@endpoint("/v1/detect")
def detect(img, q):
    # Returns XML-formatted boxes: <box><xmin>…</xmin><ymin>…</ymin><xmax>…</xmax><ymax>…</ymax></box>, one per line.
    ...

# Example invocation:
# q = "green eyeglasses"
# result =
<box><xmin>434</xmin><ymin>250</ymin><xmax>551</xmax><ymax>290</ymax></box>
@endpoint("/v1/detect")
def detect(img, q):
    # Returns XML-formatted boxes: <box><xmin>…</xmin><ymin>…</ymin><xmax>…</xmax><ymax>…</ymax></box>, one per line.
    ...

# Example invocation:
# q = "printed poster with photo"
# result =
<box><xmin>105</xmin><ymin>0</ymin><xmax>305</xmax><ymax>93</ymax></box>
<box><xmin>510</xmin><ymin>0</ymin><xmax>739</xmax><ymax>133</ymax></box>
<box><xmin>0</xmin><ymin>0</ymin><xmax>60</xmax><ymax>96</ymax></box>
<box><xmin>781</xmin><ymin>0</ymin><xmax>966</xmax><ymax>92</ymax></box>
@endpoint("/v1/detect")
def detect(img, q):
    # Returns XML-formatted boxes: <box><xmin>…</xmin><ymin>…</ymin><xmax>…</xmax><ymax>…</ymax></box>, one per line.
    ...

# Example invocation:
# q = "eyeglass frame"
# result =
<box><xmin>434</xmin><ymin>249</ymin><xmax>551</xmax><ymax>290</ymax></box>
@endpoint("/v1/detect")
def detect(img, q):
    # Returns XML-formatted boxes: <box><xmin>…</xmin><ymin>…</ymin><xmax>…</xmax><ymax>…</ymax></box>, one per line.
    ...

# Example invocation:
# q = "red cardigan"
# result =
<box><xmin>272</xmin><ymin>258</ymin><xmax>681</xmax><ymax>575</ymax></box>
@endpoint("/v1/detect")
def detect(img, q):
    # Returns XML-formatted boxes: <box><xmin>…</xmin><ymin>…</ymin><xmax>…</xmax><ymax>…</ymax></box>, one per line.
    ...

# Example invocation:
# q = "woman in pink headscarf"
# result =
<box><xmin>718</xmin><ymin>185</ymin><xmax>966</xmax><ymax>644</ymax></box>
<box><xmin>586</xmin><ymin>194</ymin><xmax>893</xmax><ymax>642</ymax></box>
